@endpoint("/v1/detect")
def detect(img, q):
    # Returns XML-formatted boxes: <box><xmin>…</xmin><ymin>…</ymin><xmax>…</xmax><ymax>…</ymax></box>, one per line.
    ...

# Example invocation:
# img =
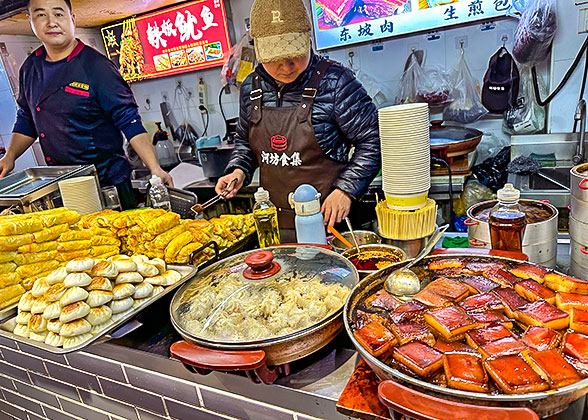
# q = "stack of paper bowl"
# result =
<box><xmin>379</xmin><ymin>103</ymin><xmax>430</xmax><ymax>210</ymax></box>
<box><xmin>58</xmin><ymin>176</ymin><xmax>103</xmax><ymax>215</ymax></box>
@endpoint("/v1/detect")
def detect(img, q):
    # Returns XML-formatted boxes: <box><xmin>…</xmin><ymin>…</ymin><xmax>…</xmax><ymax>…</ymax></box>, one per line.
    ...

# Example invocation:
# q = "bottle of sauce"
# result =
<box><xmin>252</xmin><ymin>187</ymin><xmax>280</xmax><ymax>248</ymax></box>
<box><xmin>489</xmin><ymin>183</ymin><xmax>526</xmax><ymax>253</ymax></box>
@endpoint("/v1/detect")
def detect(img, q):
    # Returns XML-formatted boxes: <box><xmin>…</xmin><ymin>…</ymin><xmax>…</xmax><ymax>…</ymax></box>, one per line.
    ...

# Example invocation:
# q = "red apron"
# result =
<box><xmin>248</xmin><ymin>60</ymin><xmax>346</xmax><ymax>230</ymax></box>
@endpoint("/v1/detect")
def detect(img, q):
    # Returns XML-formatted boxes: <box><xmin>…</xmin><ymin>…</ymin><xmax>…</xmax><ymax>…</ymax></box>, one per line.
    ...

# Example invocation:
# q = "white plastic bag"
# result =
<box><xmin>443</xmin><ymin>51</ymin><xmax>487</xmax><ymax>124</ymax></box>
<box><xmin>503</xmin><ymin>66</ymin><xmax>546</xmax><ymax>134</ymax></box>
<box><xmin>396</xmin><ymin>51</ymin><xmax>452</xmax><ymax>106</ymax></box>
<box><xmin>513</xmin><ymin>0</ymin><xmax>557</xmax><ymax>65</ymax></box>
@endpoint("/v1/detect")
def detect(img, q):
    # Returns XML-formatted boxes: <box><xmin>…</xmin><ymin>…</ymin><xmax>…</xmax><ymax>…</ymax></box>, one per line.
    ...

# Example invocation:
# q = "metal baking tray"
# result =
<box><xmin>0</xmin><ymin>264</ymin><xmax>197</xmax><ymax>354</ymax></box>
<box><xmin>0</xmin><ymin>303</ymin><xmax>17</xmax><ymax>324</ymax></box>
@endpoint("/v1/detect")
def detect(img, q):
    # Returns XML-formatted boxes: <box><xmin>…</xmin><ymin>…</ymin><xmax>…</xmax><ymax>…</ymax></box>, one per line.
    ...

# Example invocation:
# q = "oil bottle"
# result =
<box><xmin>252</xmin><ymin>187</ymin><xmax>280</xmax><ymax>248</ymax></box>
<box><xmin>489</xmin><ymin>183</ymin><xmax>526</xmax><ymax>253</ymax></box>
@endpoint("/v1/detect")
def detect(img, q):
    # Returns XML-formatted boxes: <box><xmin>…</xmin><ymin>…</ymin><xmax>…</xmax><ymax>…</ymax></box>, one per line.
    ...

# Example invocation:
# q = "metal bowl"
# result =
<box><xmin>372</xmin><ymin>221</ymin><xmax>433</xmax><ymax>259</ymax></box>
<box><xmin>328</xmin><ymin>230</ymin><xmax>381</xmax><ymax>253</ymax></box>
<box><xmin>341</xmin><ymin>244</ymin><xmax>406</xmax><ymax>278</ymax></box>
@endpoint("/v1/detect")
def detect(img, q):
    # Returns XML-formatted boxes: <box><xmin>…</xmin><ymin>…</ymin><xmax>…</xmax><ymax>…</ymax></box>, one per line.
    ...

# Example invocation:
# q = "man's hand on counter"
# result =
<box><xmin>0</xmin><ymin>155</ymin><xmax>15</xmax><ymax>178</ymax></box>
<box><xmin>322</xmin><ymin>189</ymin><xmax>352</xmax><ymax>227</ymax></box>
<box><xmin>151</xmin><ymin>167</ymin><xmax>174</xmax><ymax>187</ymax></box>
<box><xmin>215</xmin><ymin>169</ymin><xmax>246</xmax><ymax>198</ymax></box>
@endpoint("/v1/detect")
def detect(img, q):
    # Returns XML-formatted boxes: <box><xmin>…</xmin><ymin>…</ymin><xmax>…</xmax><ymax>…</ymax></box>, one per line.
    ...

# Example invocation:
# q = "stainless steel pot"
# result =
<box><xmin>169</xmin><ymin>245</ymin><xmax>359</xmax><ymax>367</ymax></box>
<box><xmin>571</xmin><ymin>195</ymin><xmax>588</xmax><ymax>225</ymax></box>
<box><xmin>344</xmin><ymin>255</ymin><xmax>588</xmax><ymax>418</ymax></box>
<box><xmin>372</xmin><ymin>222</ymin><xmax>432</xmax><ymax>259</ymax></box>
<box><xmin>466</xmin><ymin>199</ymin><xmax>558</xmax><ymax>267</ymax></box>
<box><xmin>328</xmin><ymin>230</ymin><xmax>381</xmax><ymax>253</ymax></box>
<box><xmin>571</xmin><ymin>163</ymin><xmax>588</xmax><ymax>202</ymax></box>
<box><xmin>341</xmin><ymin>244</ymin><xmax>406</xmax><ymax>278</ymax></box>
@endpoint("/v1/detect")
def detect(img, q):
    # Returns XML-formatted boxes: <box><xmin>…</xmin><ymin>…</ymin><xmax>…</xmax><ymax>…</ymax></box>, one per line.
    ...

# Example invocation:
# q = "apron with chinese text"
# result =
<box><xmin>249</xmin><ymin>60</ymin><xmax>346</xmax><ymax>232</ymax></box>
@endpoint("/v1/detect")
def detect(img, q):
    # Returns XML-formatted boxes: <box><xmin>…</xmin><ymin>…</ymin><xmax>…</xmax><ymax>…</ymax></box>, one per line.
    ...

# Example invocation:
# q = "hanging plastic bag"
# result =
<box><xmin>396</xmin><ymin>51</ymin><xmax>452</xmax><ymax>106</ymax></box>
<box><xmin>443</xmin><ymin>50</ymin><xmax>487</xmax><ymax>124</ymax></box>
<box><xmin>513</xmin><ymin>0</ymin><xmax>557</xmax><ymax>65</ymax></box>
<box><xmin>503</xmin><ymin>66</ymin><xmax>546</xmax><ymax>134</ymax></box>
<box><xmin>220</xmin><ymin>33</ymin><xmax>256</xmax><ymax>88</ymax></box>
<box><xmin>357</xmin><ymin>70</ymin><xmax>388</xmax><ymax>107</ymax></box>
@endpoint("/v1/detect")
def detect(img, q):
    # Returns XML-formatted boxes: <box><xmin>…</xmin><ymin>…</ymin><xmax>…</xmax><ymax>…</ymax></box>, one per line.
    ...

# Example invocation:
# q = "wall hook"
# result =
<box><xmin>502</xmin><ymin>35</ymin><xmax>508</xmax><ymax>47</ymax></box>
<box><xmin>144</xmin><ymin>98</ymin><xmax>152</xmax><ymax>111</ymax></box>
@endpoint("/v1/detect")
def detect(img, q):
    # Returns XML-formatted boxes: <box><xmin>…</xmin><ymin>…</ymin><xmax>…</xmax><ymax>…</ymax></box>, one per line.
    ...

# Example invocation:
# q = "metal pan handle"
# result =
<box><xmin>378</xmin><ymin>380</ymin><xmax>539</xmax><ymax>420</ymax></box>
<box><xmin>170</xmin><ymin>340</ymin><xmax>266</xmax><ymax>371</ymax></box>
<box><xmin>581</xmin><ymin>246</ymin><xmax>588</xmax><ymax>255</ymax></box>
<box><xmin>464</xmin><ymin>218</ymin><xmax>479</xmax><ymax>226</ymax></box>
<box><xmin>580</xmin><ymin>178</ymin><xmax>588</xmax><ymax>190</ymax></box>
<box><xmin>469</xmin><ymin>239</ymin><xmax>485</xmax><ymax>247</ymax></box>
<box><xmin>190</xmin><ymin>241</ymin><xmax>220</xmax><ymax>265</ymax></box>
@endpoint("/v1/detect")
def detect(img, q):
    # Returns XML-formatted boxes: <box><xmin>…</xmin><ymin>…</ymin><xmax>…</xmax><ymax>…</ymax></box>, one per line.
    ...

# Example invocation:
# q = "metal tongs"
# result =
<box><xmin>190</xmin><ymin>178</ymin><xmax>237</xmax><ymax>215</ymax></box>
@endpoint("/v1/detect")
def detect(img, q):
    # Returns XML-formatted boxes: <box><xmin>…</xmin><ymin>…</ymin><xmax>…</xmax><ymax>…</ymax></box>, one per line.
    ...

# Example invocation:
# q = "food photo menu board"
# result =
<box><xmin>311</xmin><ymin>0</ymin><xmax>512</xmax><ymax>50</ymax></box>
<box><xmin>101</xmin><ymin>0</ymin><xmax>231</xmax><ymax>82</ymax></box>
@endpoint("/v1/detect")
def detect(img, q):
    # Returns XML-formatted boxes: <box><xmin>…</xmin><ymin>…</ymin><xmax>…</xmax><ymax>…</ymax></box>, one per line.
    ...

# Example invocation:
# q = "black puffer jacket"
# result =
<box><xmin>225</xmin><ymin>54</ymin><xmax>381</xmax><ymax>200</ymax></box>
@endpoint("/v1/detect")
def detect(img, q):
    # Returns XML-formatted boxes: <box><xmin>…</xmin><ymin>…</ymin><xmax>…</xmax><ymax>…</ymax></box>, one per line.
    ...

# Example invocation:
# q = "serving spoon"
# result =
<box><xmin>384</xmin><ymin>224</ymin><xmax>449</xmax><ymax>297</ymax></box>
<box><xmin>345</xmin><ymin>217</ymin><xmax>362</xmax><ymax>256</ymax></box>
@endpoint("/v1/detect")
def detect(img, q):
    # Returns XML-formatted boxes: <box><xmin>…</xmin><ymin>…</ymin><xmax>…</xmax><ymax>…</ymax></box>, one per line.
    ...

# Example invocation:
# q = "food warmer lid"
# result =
<box><xmin>170</xmin><ymin>245</ymin><xmax>358</xmax><ymax>345</ymax></box>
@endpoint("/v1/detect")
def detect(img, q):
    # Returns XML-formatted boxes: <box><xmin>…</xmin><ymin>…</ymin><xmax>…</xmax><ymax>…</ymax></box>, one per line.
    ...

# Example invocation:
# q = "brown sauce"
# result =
<box><xmin>348</xmin><ymin>251</ymin><xmax>403</xmax><ymax>271</ymax></box>
<box><xmin>476</xmin><ymin>201</ymin><xmax>552</xmax><ymax>224</ymax></box>
<box><xmin>489</xmin><ymin>210</ymin><xmax>526</xmax><ymax>253</ymax></box>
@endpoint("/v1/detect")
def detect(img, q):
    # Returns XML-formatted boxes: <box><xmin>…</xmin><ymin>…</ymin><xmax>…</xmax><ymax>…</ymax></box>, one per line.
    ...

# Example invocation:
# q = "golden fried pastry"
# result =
<box><xmin>64</xmin><ymin>273</ymin><xmax>92</xmax><ymax>288</ymax></box>
<box><xmin>60</xmin><ymin>318</ymin><xmax>92</xmax><ymax>337</ymax></box>
<box><xmin>0</xmin><ymin>232</ymin><xmax>34</xmax><ymax>251</ymax></box>
<box><xmin>111</xmin><ymin>310</ymin><xmax>132</xmax><ymax>322</ymax></box>
<box><xmin>44</xmin><ymin>283</ymin><xmax>67</xmax><ymax>302</ymax></box>
<box><xmin>65</xmin><ymin>257</ymin><xmax>95</xmax><ymax>273</ymax></box>
<box><xmin>13</xmin><ymin>324</ymin><xmax>30</xmax><ymax>337</ymax></box>
<box><xmin>59</xmin><ymin>287</ymin><xmax>89</xmax><ymax>307</ymax></box>
<box><xmin>109</xmin><ymin>297</ymin><xmax>133</xmax><ymax>314</ymax></box>
<box><xmin>90</xmin><ymin>320</ymin><xmax>114</xmax><ymax>335</ymax></box>
<box><xmin>353</xmin><ymin>321</ymin><xmax>396</xmax><ymax>357</ymax></box>
<box><xmin>145</xmin><ymin>270</ymin><xmax>181</xmax><ymax>286</ymax></box>
<box><xmin>484</xmin><ymin>354</ymin><xmax>549</xmax><ymax>394</ymax></box>
<box><xmin>517</xmin><ymin>300</ymin><xmax>569</xmax><ymax>330</ymax></box>
<box><xmin>522</xmin><ymin>326</ymin><xmax>561</xmax><ymax>351</ymax></box>
<box><xmin>0</xmin><ymin>272</ymin><xmax>21</xmax><ymax>289</ymax></box>
<box><xmin>57</xmin><ymin>240</ymin><xmax>92</xmax><ymax>253</ymax></box>
<box><xmin>46</xmin><ymin>267</ymin><xmax>68</xmax><ymax>285</ymax></box>
<box><xmin>132</xmin><ymin>298</ymin><xmax>149</xmax><ymax>308</ymax></box>
<box><xmin>43</xmin><ymin>302</ymin><xmax>62</xmax><ymax>320</ymax></box>
<box><xmin>30</xmin><ymin>297</ymin><xmax>49</xmax><ymax>315</ymax></box>
<box><xmin>63</xmin><ymin>333</ymin><xmax>93</xmax><ymax>349</ymax></box>
<box><xmin>149</xmin><ymin>258</ymin><xmax>166</xmax><ymax>275</ymax></box>
<box><xmin>424</xmin><ymin>306</ymin><xmax>477</xmax><ymax>341</ymax></box>
<box><xmin>29</xmin><ymin>330</ymin><xmax>49</xmax><ymax>342</ymax></box>
<box><xmin>87</xmin><ymin>290</ymin><xmax>113</xmax><ymax>307</ymax></box>
<box><xmin>393</xmin><ymin>341</ymin><xmax>444</xmax><ymax>377</ymax></box>
<box><xmin>133</xmin><ymin>282</ymin><xmax>154</xmax><ymax>300</ymax></box>
<box><xmin>86</xmin><ymin>277</ymin><xmax>113</xmax><ymax>292</ymax></box>
<box><xmin>443</xmin><ymin>352</ymin><xmax>489</xmax><ymax>392</ymax></box>
<box><xmin>18</xmin><ymin>241</ymin><xmax>58</xmax><ymax>254</ymax></box>
<box><xmin>60</xmin><ymin>301</ymin><xmax>91</xmax><ymax>323</ymax></box>
<box><xmin>514</xmin><ymin>280</ymin><xmax>556</xmax><ymax>304</ymax></box>
<box><xmin>148</xmin><ymin>212</ymin><xmax>180</xmax><ymax>235</ymax></box>
<box><xmin>112</xmin><ymin>259</ymin><xmax>137</xmax><ymax>273</ymax></box>
<box><xmin>90</xmin><ymin>261</ymin><xmax>118</xmax><ymax>279</ymax></box>
<box><xmin>47</xmin><ymin>319</ymin><xmax>63</xmax><ymax>334</ymax></box>
<box><xmin>390</xmin><ymin>322</ymin><xmax>435</xmax><ymax>346</ymax></box>
<box><xmin>33</xmin><ymin>223</ymin><xmax>68</xmax><ymax>242</ymax></box>
<box><xmin>130</xmin><ymin>255</ymin><xmax>149</xmax><ymax>264</ymax></box>
<box><xmin>510</xmin><ymin>264</ymin><xmax>550</xmax><ymax>283</ymax></box>
<box><xmin>28</xmin><ymin>314</ymin><xmax>47</xmax><ymax>333</ymax></box>
<box><xmin>112</xmin><ymin>284</ymin><xmax>135</xmax><ymax>300</ymax></box>
<box><xmin>86</xmin><ymin>305</ymin><xmax>112</xmax><ymax>326</ymax></box>
<box><xmin>136</xmin><ymin>263</ymin><xmax>159</xmax><ymax>278</ymax></box>
<box><xmin>60</xmin><ymin>230</ymin><xmax>93</xmax><ymax>242</ymax></box>
<box><xmin>56</xmin><ymin>250</ymin><xmax>91</xmax><ymax>263</ymax></box>
<box><xmin>116</xmin><ymin>272</ymin><xmax>143</xmax><ymax>284</ymax></box>
<box><xmin>44</xmin><ymin>331</ymin><xmax>64</xmax><ymax>347</ymax></box>
<box><xmin>31</xmin><ymin>278</ymin><xmax>50</xmax><ymax>298</ymax></box>
<box><xmin>152</xmin><ymin>285</ymin><xmax>165</xmax><ymax>296</ymax></box>
<box><xmin>17</xmin><ymin>291</ymin><xmax>35</xmax><ymax>312</ymax></box>
<box><xmin>15</xmin><ymin>311</ymin><xmax>31</xmax><ymax>325</ymax></box>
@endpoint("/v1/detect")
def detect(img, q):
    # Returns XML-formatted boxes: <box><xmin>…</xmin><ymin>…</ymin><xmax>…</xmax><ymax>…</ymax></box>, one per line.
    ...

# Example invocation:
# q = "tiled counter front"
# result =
<box><xmin>0</xmin><ymin>336</ymin><xmax>339</xmax><ymax>420</ymax></box>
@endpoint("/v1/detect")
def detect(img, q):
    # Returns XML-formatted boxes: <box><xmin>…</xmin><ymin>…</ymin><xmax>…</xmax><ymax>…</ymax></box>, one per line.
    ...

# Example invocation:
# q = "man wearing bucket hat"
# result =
<box><xmin>216</xmin><ymin>0</ymin><xmax>380</xmax><ymax>235</ymax></box>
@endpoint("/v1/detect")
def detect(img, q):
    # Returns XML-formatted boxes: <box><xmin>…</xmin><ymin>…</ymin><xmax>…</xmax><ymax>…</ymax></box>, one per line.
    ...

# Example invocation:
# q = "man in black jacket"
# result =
<box><xmin>0</xmin><ymin>0</ymin><xmax>172</xmax><ymax>209</ymax></box>
<box><xmin>216</xmin><ymin>0</ymin><xmax>381</xmax><ymax>230</ymax></box>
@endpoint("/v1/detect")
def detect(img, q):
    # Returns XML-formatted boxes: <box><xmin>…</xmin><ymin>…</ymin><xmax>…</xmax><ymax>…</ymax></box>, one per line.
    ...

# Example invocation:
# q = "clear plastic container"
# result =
<box><xmin>252</xmin><ymin>187</ymin><xmax>280</xmax><ymax>248</ymax></box>
<box><xmin>489</xmin><ymin>183</ymin><xmax>526</xmax><ymax>252</ymax></box>
<box><xmin>149</xmin><ymin>175</ymin><xmax>171</xmax><ymax>211</ymax></box>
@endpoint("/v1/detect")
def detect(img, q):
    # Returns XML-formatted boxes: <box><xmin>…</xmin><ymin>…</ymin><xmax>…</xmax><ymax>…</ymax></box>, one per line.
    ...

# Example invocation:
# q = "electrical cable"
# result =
<box><xmin>532</xmin><ymin>36</ymin><xmax>588</xmax><ymax>107</ymax></box>
<box><xmin>219</xmin><ymin>83</ymin><xmax>236</xmax><ymax>126</ymax></box>
<box><xmin>199</xmin><ymin>105</ymin><xmax>210</xmax><ymax>137</ymax></box>
<box><xmin>431</xmin><ymin>156</ymin><xmax>454</xmax><ymax>231</ymax></box>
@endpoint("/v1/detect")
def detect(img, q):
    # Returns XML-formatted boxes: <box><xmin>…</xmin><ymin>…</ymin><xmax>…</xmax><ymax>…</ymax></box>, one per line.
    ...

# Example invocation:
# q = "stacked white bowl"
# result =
<box><xmin>378</xmin><ymin>103</ymin><xmax>430</xmax><ymax>210</ymax></box>
<box><xmin>58</xmin><ymin>176</ymin><xmax>103</xmax><ymax>215</ymax></box>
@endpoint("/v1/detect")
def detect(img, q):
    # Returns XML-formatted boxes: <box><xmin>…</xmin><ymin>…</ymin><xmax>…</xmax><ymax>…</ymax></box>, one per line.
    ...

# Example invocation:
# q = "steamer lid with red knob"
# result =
<box><xmin>170</xmin><ymin>245</ymin><xmax>359</xmax><ymax>345</ymax></box>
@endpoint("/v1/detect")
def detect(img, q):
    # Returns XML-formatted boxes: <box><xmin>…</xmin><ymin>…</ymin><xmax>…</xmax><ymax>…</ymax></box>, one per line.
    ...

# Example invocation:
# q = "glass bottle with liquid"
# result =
<box><xmin>252</xmin><ymin>187</ymin><xmax>280</xmax><ymax>248</ymax></box>
<box><xmin>489</xmin><ymin>183</ymin><xmax>526</xmax><ymax>253</ymax></box>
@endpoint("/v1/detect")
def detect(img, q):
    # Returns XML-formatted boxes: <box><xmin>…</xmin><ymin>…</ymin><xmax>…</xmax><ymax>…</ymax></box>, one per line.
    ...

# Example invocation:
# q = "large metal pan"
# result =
<box><xmin>344</xmin><ymin>254</ymin><xmax>588</xmax><ymax>418</ymax></box>
<box><xmin>430</xmin><ymin>121</ymin><xmax>483</xmax><ymax>158</ymax></box>
<box><xmin>170</xmin><ymin>245</ymin><xmax>359</xmax><ymax>370</ymax></box>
